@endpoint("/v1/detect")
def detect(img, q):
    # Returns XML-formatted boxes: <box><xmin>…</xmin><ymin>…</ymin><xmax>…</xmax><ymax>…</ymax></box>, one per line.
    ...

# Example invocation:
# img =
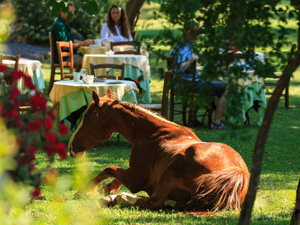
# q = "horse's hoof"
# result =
<box><xmin>99</xmin><ymin>194</ymin><xmax>117</xmax><ymax>207</ymax></box>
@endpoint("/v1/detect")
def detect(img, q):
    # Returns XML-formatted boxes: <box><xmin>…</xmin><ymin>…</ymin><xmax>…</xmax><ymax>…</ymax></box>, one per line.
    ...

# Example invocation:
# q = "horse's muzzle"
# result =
<box><xmin>69</xmin><ymin>147</ymin><xmax>85</xmax><ymax>158</ymax></box>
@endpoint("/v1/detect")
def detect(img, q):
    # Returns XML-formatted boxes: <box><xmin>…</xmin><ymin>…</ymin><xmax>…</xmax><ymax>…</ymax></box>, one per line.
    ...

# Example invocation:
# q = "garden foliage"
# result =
<box><xmin>0</xmin><ymin>64</ymin><xmax>69</xmax><ymax>198</ymax></box>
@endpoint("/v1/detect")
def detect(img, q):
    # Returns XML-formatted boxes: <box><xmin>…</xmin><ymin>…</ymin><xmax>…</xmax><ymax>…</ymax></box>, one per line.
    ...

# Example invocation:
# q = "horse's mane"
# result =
<box><xmin>112</xmin><ymin>99</ymin><xmax>180</xmax><ymax>127</ymax></box>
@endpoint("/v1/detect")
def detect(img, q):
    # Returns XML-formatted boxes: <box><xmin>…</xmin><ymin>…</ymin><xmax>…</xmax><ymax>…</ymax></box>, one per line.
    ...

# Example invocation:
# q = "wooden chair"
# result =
<box><xmin>138</xmin><ymin>70</ymin><xmax>171</xmax><ymax>119</ymax></box>
<box><xmin>167</xmin><ymin>56</ymin><xmax>213</xmax><ymax>127</ymax></box>
<box><xmin>110</xmin><ymin>41</ymin><xmax>141</xmax><ymax>55</ymax></box>
<box><xmin>89</xmin><ymin>63</ymin><xmax>125</xmax><ymax>80</ymax></box>
<box><xmin>48</xmin><ymin>32</ymin><xmax>74</xmax><ymax>94</ymax></box>
<box><xmin>264</xmin><ymin>72</ymin><xmax>290</xmax><ymax>109</ymax></box>
<box><xmin>0</xmin><ymin>54</ymin><xmax>32</xmax><ymax>113</ymax></box>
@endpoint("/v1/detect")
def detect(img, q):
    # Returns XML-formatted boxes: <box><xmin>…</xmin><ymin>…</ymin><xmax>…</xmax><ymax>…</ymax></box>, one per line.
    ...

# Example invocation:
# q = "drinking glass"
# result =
<box><xmin>80</xmin><ymin>69</ymin><xmax>87</xmax><ymax>80</ymax></box>
<box><xmin>113</xmin><ymin>69</ymin><xmax>120</xmax><ymax>81</ymax></box>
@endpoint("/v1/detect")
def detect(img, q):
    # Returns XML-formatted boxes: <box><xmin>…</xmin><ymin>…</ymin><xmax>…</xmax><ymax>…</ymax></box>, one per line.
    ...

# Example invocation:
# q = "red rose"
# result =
<box><xmin>44</xmin><ymin>132</ymin><xmax>57</xmax><ymax>145</ymax></box>
<box><xmin>58</xmin><ymin>123</ymin><xmax>69</xmax><ymax>136</ymax></box>
<box><xmin>10</xmin><ymin>109</ymin><xmax>19</xmax><ymax>117</ymax></box>
<box><xmin>9</xmin><ymin>86</ymin><xmax>21</xmax><ymax>99</ymax></box>
<box><xmin>29</xmin><ymin>164</ymin><xmax>35</xmax><ymax>171</ymax></box>
<box><xmin>23</xmin><ymin>75</ymin><xmax>36</xmax><ymax>90</ymax></box>
<box><xmin>31</xmin><ymin>187</ymin><xmax>41</xmax><ymax>199</ymax></box>
<box><xmin>54</xmin><ymin>143</ymin><xmax>67</xmax><ymax>160</ymax></box>
<box><xmin>45</xmin><ymin>117</ymin><xmax>53</xmax><ymax>130</ymax></box>
<box><xmin>47</xmin><ymin>109</ymin><xmax>57</xmax><ymax>120</ymax></box>
<box><xmin>0</xmin><ymin>64</ymin><xmax>8</xmax><ymax>73</ymax></box>
<box><xmin>28</xmin><ymin>146</ymin><xmax>37</xmax><ymax>155</ymax></box>
<box><xmin>232</xmin><ymin>48</ymin><xmax>239</xmax><ymax>54</ymax></box>
<box><xmin>29</xmin><ymin>93</ymin><xmax>47</xmax><ymax>110</ymax></box>
<box><xmin>11</xmin><ymin>70</ymin><xmax>23</xmax><ymax>80</ymax></box>
<box><xmin>27</xmin><ymin>119</ymin><xmax>42</xmax><ymax>132</ymax></box>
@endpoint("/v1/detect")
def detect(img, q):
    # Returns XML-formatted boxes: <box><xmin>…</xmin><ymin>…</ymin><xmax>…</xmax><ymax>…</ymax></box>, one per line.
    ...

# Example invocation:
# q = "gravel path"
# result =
<box><xmin>0</xmin><ymin>41</ymin><xmax>50</xmax><ymax>61</ymax></box>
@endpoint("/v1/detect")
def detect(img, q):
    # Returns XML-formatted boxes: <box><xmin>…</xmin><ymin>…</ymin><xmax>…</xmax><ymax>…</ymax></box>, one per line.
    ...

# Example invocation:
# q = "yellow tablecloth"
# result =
<box><xmin>78</xmin><ymin>45</ymin><xmax>136</xmax><ymax>55</ymax></box>
<box><xmin>82</xmin><ymin>54</ymin><xmax>152</xmax><ymax>103</ymax></box>
<box><xmin>3</xmin><ymin>59</ymin><xmax>45</xmax><ymax>92</ymax></box>
<box><xmin>82</xmin><ymin>54</ymin><xmax>151</xmax><ymax>80</ymax></box>
<box><xmin>49</xmin><ymin>79</ymin><xmax>138</xmax><ymax>128</ymax></box>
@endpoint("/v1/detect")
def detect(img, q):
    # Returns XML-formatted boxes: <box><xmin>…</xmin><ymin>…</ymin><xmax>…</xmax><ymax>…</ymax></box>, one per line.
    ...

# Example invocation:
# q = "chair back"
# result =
<box><xmin>56</xmin><ymin>40</ymin><xmax>74</xmax><ymax>80</ymax></box>
<box><xmin>110</xmin><ymin>41</ymin><xmax>141</xmax><ymax>55</ymax></box>
<box><xmin>0</xmin><ymin>54</ymin><xmax>20</xmax><ymax>85</ymax></box>
<box><xmin>48</xmin><ymin>32</ymin><xmax>73</xmax><ymax>94</ymax></box>
<box><xmin>89</xmin><ymin>63</ymin><xmax>125</xmax><ymax>80</ymax></box>
<box><xmin>167</xmin><ymin>56</ymin><xmax>212</xmax><ymax>127</ymax></box>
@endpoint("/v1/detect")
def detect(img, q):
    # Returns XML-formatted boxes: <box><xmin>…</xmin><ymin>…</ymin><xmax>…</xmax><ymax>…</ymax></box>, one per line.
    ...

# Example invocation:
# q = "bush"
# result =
<box><xmin>0</xmin><ymin>63</ymin><xmax>69</xmax><ymax>198</ymax></box>
<box><xmin>7</xmin><ymin>0</ymin><xmax>110</xmax><ymax>45</ymax></box>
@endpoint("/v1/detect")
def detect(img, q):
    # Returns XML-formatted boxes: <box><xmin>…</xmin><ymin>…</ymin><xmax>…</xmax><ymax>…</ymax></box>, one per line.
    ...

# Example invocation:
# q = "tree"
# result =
<box><xmin>156</xmin><ymin>0</ymin><xmax>299</xmax><ymax>224</ymax></box>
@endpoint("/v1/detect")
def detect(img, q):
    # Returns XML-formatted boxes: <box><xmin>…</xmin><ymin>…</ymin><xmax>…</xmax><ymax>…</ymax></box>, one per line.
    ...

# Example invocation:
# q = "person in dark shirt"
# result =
<box><xmin>170</xmin><ymin>21</ymin><xmax>227</xmax><ymax>129</ymax></box>
<box><xmin>51</xmin><ymin>1</ymin><xmax>94</xmax><ymax>68</ymax></box>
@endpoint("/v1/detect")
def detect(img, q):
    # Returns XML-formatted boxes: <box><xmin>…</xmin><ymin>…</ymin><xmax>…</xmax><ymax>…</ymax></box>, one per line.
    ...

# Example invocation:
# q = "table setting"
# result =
<box><xmin>49</xmin><ymin>72</ymin><xmax>139</xmax><ymax>129</ymax></box>
<box><xmin>81</xmin><ymin>53</ymin><xmax>152</xmax><ymax>103</ymax></box>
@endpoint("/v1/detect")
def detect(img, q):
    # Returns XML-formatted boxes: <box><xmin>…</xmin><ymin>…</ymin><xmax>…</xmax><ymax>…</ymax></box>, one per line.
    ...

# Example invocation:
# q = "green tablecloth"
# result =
<box><xmin>228</xmin><ymin>82</ymin><xmax>266</xmax><ymax>126</ymax></box>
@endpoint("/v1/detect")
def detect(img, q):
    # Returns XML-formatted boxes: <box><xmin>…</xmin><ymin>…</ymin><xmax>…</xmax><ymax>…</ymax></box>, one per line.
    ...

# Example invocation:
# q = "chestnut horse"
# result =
<box><xmin>68</xmin><ymin>89</ymin><xmax>250</xmax><ymax>211</ymax></box>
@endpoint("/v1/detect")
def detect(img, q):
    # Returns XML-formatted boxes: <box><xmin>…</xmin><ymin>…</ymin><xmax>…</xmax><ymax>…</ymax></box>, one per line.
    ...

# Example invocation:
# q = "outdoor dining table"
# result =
<box><xmin>78</xmin><ymin>45</ymin><xmax>136</xmax><ymax>54</ymax></box>
<box><xmin>49</xmin><ymin>79</ymin><xmax>138</xmax><ymax>130</ymax></box>
<box><xmin>197</xmin><ymin>66</ymin><xmax>267</xmax><ymax>126</ymax></box>
<box><xmin>3</xmin><ymin>59</ymin><xmax>45</xmax><ymax>92</ymax></box>
<box><xmin>81</xmin><ymin>53</ymin><xmax>151</xmax><ymax>104</ymax></box>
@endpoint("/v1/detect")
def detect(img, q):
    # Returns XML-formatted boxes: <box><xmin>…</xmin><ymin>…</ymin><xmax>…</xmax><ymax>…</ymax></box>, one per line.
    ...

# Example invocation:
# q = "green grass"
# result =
<box><xmin>3</xmin><ymin>1</ymin><xmax>300</xmax><ymax>224</ymax></box>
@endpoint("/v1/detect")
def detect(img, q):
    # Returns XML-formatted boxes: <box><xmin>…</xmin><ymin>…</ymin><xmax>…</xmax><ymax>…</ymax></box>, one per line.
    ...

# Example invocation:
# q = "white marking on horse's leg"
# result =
<box><xmin>115</xmin><ymin>192</ymin><xmax>143</xmax><ymax>205</ymax></box>
<box><xmin>101</xmin><ymin>192</ymin><xmax>144</xmax><ymax>207</ymax></box>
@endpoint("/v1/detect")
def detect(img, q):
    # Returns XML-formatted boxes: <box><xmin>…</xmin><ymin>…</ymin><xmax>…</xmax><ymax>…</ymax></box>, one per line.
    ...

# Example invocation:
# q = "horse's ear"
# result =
<box><xmin>106</xmin><ymin>88</ymin><xmax>113</xmax><ymax>99</ymax></box>
<box><xmin>92</xmin><ymin>90</ymin><xmax>100</xmax><ymax>104</ymax></box>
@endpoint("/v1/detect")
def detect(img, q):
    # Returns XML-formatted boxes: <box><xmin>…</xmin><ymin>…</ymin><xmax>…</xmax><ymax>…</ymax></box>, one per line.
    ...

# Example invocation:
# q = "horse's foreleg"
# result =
<box><xmin>100</xmin><ymin>192</ymin><xmax>177</xmax><ymax>209</ymax></box>
<box><xmin>86</xmin><ymin>166</ymin><xmax>126</xmax><ymax>193</ymax></box>
<box><xmin>102</xmin><ymin>179</ymin><xmax>122</xmax><ymax>194</ymax></box>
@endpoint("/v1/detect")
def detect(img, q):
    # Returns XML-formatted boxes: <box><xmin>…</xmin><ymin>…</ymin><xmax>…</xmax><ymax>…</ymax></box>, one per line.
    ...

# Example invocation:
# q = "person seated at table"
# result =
<box><xmin>51</xmin><ymin>1</ymin><xmax>94</xmax><ymax>68</ymax></box>
<box><xmin>100</xmin><ymin>4</ymin><xmax>133</xmax><ymax>44</ymax></box>
<box><xmin>170</xmin><ymin>20</ymin><xmax>227</xmax><ymax>129</ymax></box>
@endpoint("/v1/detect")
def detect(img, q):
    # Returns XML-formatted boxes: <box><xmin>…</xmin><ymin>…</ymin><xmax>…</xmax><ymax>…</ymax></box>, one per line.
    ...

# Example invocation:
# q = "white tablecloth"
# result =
<box><xmin>3</xmin><ymin>59</ymin><xmax>45</xmax><ymax>92</ymax></box>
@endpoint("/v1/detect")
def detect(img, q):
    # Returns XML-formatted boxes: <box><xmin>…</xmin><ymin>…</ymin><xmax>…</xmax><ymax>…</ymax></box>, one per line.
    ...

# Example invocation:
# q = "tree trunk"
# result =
<box><xmin>125</xmin><ymin>0</ymin><xmax>145</xmax><ymax>31</ymax></box>
<box><xmin>239</xmin><ymin>7</ymin><xmax>300</xmax><ymax>224</ymax></box>
<box><xmin>290</xmin><ymin>177</ymin><xmax>300</xmax><ymax>225</ymax></box>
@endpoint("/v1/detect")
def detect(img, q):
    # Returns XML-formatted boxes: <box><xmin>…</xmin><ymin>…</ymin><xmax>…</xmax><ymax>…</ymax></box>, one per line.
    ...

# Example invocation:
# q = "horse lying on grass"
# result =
<box><xmin>68</xmin><ymin>89</ymin><xmax>250</xmax><ymax>212</ymax></box>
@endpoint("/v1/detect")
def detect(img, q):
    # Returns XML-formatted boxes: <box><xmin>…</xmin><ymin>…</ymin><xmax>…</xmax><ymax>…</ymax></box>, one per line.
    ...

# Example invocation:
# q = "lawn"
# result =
<box><xmin>2</xmin><ymin>1</ymin><xmax>300</xmax><ymax>224</ymax></box>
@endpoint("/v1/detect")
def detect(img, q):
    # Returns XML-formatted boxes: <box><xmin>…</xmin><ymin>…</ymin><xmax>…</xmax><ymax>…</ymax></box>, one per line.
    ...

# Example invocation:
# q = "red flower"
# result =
<box><xmin>58</xmin><ymin>123</ymin><xmax>69</xmax><ymax>136</ymax></box>
<box><xmin>47</xmin><ymin>109</ymin><xmax>57</xmax><ymax>120</ymax></box>
<box><xmin>29</xmin><ymin>164</ymin><xmax>35</xmax><ymax>171</ymax></box>
<box><xmin>55</xmin><ymin>143</ymin><xmax>67</xmax><ymax>160</ymax></box>
<box><xmin>29</xmin><ymin>93</ymin><xmax>47</xmax><ymax>110</ymax></box>
<box><xmin>27</xmin><ymin>119</ymin><xmax>42</xmax><ymax>132</ymax></box>
<box><xmin>44</xmin><ymin>132</ymin><xmax>57</xmax><ymax>145</ymax></box>
<box><xmin>9</xmin><ymin>86</ymin><xmax>21</xmax><ymax>99</ymax></box>
<box><xmin>23</xmin><ymin>75</ymin><xmax>36</xmax><ymax>90</ymax></box>
<box><xmin>45</xmin><ymin>117</ymin><xmax>53</xmax><ymax>130</ymax></box>
<box><xmin>10</xmin><ymin>109</ymin><xmax>19</xmax><ymax>117</ymax></box>
<box><xmin>0</xmin><ymin>64</ymin><xmax>8</xmax><ymax>72</ymax></box>
<box><xmin>28</xmin><ymin>146</ymin><xmax>37</xmax><ymax>155</ymax></box>
<box><xmin>11</xmin><ymin>70</ymin><xmax>23</xmax><ymax>80</ymax></box>
<box><xmin>232</xmin><ymin>48</ymin><xmax>239</xmax><ymax>54</ymax></box>
<box><xmin>31</xmin><ymin>187</ymin><xmax>41</xmax><ymax>199</ymax></box>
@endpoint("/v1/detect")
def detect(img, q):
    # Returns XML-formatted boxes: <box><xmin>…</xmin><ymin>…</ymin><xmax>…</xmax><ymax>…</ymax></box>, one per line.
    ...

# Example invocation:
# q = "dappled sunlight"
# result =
<box><xmin>0</xmin><ymin>2</ymin><xmax>14</xmax><ymax>42</ymax></box>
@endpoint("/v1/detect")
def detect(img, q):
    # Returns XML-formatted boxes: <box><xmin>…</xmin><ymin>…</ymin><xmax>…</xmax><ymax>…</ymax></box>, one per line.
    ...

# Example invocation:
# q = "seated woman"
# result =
<box><xmin>100</xmin><ymin>5</ymin><xmax>133</xmax><ymax>44</ymax></box>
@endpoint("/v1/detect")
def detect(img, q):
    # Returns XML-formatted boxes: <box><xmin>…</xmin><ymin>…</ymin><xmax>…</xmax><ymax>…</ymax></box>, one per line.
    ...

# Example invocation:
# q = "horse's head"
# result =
<box><xmin>68</xmin><ymin>89</ymin><xmax>115</xmax><ymax>157</ymax></box>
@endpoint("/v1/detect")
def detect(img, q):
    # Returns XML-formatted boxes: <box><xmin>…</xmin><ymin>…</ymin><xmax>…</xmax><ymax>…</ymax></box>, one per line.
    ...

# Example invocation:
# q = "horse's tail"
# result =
<box><xmin>191</xmin><ymin>166</ymin><xmax>250</xmax><ymax>211</ymax></box>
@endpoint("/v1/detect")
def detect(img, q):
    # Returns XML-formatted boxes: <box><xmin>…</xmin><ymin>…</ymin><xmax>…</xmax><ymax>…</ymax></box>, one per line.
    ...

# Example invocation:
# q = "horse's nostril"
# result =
<box><xmin>70</xmin><ymin>148</ymin><xmax>76</xmax><ymax>157</ymax></box>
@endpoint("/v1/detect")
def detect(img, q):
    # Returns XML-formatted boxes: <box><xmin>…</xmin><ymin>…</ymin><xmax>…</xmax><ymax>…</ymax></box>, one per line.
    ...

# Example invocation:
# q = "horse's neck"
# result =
<box><xmin>109</xmin><ymin>103</ymin><xmax>173</xmax><ymax>144</ymax></box>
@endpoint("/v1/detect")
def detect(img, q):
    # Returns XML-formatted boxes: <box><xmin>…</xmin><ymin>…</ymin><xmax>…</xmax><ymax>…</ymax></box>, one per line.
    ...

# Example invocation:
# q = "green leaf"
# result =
<box><xmin>85</xmin><ymin>0</ymin><xmax>99</xmax><ymax>16</ymax></box>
